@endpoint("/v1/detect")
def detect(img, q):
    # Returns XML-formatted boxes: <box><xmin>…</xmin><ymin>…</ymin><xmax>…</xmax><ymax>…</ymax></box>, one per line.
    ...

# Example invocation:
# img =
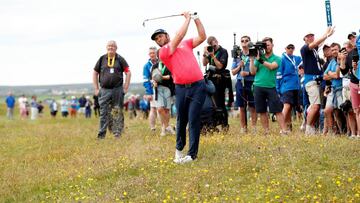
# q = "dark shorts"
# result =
<box><xmin>281</xmin><ymin>90</ymin><xmax>299</xmax><ymax>106</ymax></box>
<box><xmin>254</xmin><ymin>86</ymin><xmax>283</xmax><ymax>113</ymax></box>
<box><xmin>235</xmin><ymin>80</ymin><xmax>255</xmax><ymax>108</ymax></box>
<box><xmin>62</xmin><ymin>111</ymin><xmax>69</xmax><ymax>117</ymax></box>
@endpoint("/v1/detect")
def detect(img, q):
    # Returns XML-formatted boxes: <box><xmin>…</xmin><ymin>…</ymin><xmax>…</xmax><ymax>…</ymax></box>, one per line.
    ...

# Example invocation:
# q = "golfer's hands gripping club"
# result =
<box><xmin>182</xmin><ymin>12</ymin><xmax>198</xmax><ymax>20</ymax></box>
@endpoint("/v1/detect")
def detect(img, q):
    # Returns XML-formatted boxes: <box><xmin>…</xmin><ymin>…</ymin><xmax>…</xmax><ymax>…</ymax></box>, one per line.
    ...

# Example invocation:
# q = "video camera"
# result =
<box><xmin>231</xmin><ymin>33</ymin><xmax>242</xmax><ymax>59</ymax></box>
<box><xmin>248</xmin><ymin>41</ymin><xmax>266</xmax><ymax>57</ymax></box>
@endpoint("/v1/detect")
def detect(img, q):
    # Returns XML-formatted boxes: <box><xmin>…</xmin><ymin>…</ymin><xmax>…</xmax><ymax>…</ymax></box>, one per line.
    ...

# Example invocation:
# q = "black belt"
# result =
<box><xmin>100</xmin><ymin>85</ymin><xmax>122</xmax><ymax>90</ymax></box>
<box><xmin>176</xmin><ymin>80</ymin><xmax>203</xmax><ymax>88</ymax></box>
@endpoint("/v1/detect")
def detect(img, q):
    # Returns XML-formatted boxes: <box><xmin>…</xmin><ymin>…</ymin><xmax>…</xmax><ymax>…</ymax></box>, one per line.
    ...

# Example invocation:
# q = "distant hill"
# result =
<box><xmin>0</xmin><ymin>83</ymin><xmax>144</xmax><ymax>97</ymax></box>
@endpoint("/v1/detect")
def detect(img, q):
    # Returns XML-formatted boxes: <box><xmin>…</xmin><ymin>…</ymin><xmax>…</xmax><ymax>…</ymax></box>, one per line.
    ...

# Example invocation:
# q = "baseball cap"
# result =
<box><xmin>286</xmin><ymin>44</ymin><xmax>295</xmax><ymax>49</ymax></box>
<box><xmin>303</xmin><ymin>32</ymin><xmax>314</xmax><ymax>40</ymax></box>
<box><xmin>322</xmin><ymin>44</ymin><xmax>330</xmax><ymax>50</ymax></box>
<box><xmin>151</xmin><ymin>29</ymin><xmax>167</xmax><ymax>40</ymax></box>
<box><xmin>347</xmin><ymin>32</ymin><xmax>356</xmax><ymax>40</ymax></box>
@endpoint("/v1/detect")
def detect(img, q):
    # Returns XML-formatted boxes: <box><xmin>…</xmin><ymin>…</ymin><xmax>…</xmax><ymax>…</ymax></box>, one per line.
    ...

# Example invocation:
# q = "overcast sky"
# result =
<box><xmin>1</xmin><ymin>0</ymin><xmax>359</xmax><ymax>86</ymax></box>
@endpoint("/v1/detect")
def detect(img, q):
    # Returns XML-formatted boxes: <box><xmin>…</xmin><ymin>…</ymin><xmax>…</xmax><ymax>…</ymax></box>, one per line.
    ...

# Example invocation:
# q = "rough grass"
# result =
<box><xmin>1</xmin><ymin>107</ymin><xmax>360</xmax><ymax>202</ymax></box>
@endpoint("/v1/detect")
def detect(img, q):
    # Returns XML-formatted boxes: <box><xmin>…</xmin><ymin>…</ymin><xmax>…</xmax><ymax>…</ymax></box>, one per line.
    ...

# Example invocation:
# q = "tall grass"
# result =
<box><xmin>1</xmin><ymin>106</ymin><xmax>360</xmax><ymax>202</ymax></box>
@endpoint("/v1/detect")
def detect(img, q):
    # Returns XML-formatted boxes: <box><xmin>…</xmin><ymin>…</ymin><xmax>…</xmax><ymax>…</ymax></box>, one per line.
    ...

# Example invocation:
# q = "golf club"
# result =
<box><xmin>142</xmin><ymin>12</ymin><xmax>197</xmax><ymax>27</ymax></box>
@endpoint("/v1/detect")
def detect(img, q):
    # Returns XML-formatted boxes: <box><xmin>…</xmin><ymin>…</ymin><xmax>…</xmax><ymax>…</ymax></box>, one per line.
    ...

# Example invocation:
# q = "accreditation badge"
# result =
<box><xmin>110</xmin><ymin>68</ymin><xmax>114</xmax><ymax>74</ymax></box>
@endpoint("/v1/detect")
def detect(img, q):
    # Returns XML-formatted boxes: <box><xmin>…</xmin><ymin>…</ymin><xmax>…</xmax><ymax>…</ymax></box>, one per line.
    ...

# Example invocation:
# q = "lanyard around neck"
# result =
<box><xmin>284</xmin><ymin>53</ymin><xmax>296</xmax><ymax>69</ymax></box>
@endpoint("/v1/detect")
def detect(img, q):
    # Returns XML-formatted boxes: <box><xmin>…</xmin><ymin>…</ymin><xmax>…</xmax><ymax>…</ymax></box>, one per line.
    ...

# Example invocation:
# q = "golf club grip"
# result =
<box><xmin>183</xmin><ymin>12</ymin><xmax>197</xmax><ymax>15</ymax></box>
<box><xmin>179</xmin><ymin>12</ymin><xmax>197</xmax><ymax>16</ymax></box>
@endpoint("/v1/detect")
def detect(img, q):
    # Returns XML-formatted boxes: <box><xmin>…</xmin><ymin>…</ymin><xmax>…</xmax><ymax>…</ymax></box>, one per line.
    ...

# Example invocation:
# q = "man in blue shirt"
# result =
<box><xmin>323</xmin><ymin>43</ymin><xmax>343</xmax><ymax>135</ymax></box>
<box><xmin>300</xmin><ymin>27</ymin><xmax>335</xmax><ymax>135</ymax></box>
<box><xmin>277</xmin><ymin>44</ymin><xmax>302</xmax><ymax>131</ymax></box>
<box><xmin>143</xmin><ymin>46</ymin><xmax>158</xmax><ymax>131</ymax></box>
<box><xmin>5</xmin><ymin>92</ymin><xmax>15</xmax><ymax>120</ymax></box>
<box><xmin>231</xmin><ymin>35</ymin><xmax>257</xmax><ymax>133</ymax></box>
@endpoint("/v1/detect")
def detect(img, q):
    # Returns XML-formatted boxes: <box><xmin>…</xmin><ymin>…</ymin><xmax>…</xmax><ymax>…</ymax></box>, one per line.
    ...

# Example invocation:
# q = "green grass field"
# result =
<box><xmin>1</xmin><ymin>106</ymin><xmax>360</xmax><ymax>202</ymax></box>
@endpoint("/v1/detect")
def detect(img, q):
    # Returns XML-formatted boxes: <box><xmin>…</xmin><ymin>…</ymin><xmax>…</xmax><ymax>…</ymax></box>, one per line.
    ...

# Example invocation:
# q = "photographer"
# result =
<box><xmin>323</xmin><ymin>43</ymin><xmax>344</xmax><ymax>135</ymax></box>
<box><xmin>249</xmin><ymin>37</ymin><xmax>287</xmax><ymax>135</ymax></box>
<box><xmin>231</xmin><ymin>35</ymin><xmax>257</xmax><ymax>133</ymax></box>
<box><xmin>202</xmin><ymin>36</ymin><xmax>233</xmax><ymax>130</ymax></box>
<box><xmin>300</xmin><ymin>27</ymin><xmax>335</xmax><ymax>135</ymax></box>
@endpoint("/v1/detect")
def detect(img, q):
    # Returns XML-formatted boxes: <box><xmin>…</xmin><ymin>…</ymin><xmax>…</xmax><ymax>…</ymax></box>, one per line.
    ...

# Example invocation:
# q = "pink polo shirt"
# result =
<box><xmin>159</xmin><ymin>38</ymin><xmax>203</xmax><ymax>84</ymax></box>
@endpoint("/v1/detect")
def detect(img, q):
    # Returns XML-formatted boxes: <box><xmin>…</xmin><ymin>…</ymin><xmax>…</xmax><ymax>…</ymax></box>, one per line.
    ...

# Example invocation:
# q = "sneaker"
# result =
<box><xmin>300</xmin><ymin>121</ymin><xmax>306</xmax><ymax>131</ymax></box>
<box><xmin>150</xmin><ymin>127</ymin><xmax>156</xmax><ymax>132</ymax></box>
<box><xmin>160</xmin><ymin>127</ymin><xmax>166</xmax><ymax>137</ymax></box>
<box><xmin>240</xmin><ymin>128</ymin><xmax>247</xmax><ymax>134</ymax></box>
<box><xmin>305</xmin><ymin>125</ymin><xmax>316</xmax><ymax>135</ymax></box>
<box><xmin>349</xmin><ymin>135</ymin><xmax>357</xmax><ymax>139</ymax></box>
<box><xmin>280</xmin><ymin>130</ymin><xmax>289</xmax><ymax>136</ymax></box>
<box><xmin>173</xmin><ymin>149</ymin><xmax>184</xmax><ymax>164</ymax></box>
<box><xmin>180</xmin><ymin>155</ymin><xmax>194</xmax><ymax>164</ymax></box>
<box><xmin>165</xmin><ymin>126</ymin><xmax>176</xmax><ymax>135</ymax></box>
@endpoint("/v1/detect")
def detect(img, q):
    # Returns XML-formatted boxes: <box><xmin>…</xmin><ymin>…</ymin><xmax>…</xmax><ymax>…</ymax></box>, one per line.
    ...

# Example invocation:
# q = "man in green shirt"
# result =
<box><xmin>250</xmin><ymin>37</ymin><xmax>287</xmax><ymax>135</ymax></box>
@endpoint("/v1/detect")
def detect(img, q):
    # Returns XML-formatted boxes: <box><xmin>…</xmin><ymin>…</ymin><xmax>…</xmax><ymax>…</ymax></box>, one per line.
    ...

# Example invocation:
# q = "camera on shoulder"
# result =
<box><xmin>248</xmin><ymin>41</ymin><xmax>266</xmax><ymax>57</ymax></box>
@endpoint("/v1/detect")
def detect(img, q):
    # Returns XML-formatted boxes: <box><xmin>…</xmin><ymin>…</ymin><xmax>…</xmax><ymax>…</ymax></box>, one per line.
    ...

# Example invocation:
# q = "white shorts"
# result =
<box><xmin>326</xmin><ymin>88</ymin><xmax>343</xmax><ymax>109</ymax></box>
<box><xmin>156</xmin><ymin>85</ymin><xmax>172</xmax><ymax>109</ymax></box>
<box><xmin>305</xmin><ymin>81</ymin><xmax>321</xmax><ymax>105</ymax></box>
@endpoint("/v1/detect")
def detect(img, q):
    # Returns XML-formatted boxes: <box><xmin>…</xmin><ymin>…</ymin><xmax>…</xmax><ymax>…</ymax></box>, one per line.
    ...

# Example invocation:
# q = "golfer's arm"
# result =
<box><xmin>169</xmin><ymin>18</ymin><xmax>191</xmax><ymax>54</ymax></box>
<box><xmin>192</xmin><ymin>19</ymin><xmax>206</xmax><ymax>48</ymax></box>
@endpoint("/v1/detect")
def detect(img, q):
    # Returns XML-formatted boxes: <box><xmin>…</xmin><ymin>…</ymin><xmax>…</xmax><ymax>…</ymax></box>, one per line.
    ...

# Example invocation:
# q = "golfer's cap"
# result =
<box><xmin>303</xmin><ymin>32</ymin><xmax>314</xmax><ymax>40</ymax></box>
<box><xmin>151</xmin><ymin>29</ymin><xmax>167</xmax><ymax>40</ymax></box>
<box><xmin>347</xmin><ymin>31</ymin><xmax>357</xmax><ymax>40</ymax></box>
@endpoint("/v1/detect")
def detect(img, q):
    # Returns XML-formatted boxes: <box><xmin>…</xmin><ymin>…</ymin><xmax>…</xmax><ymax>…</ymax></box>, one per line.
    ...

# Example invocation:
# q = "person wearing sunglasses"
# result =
<box><xmin>231</xmin><ymin>35</ymin><xmax>257</xmax><ymax>134</ymax></box>
<box><xmin>276</xmin><ymin>44</ymin><xmax>303</xmax><ymax>131</ymax></box>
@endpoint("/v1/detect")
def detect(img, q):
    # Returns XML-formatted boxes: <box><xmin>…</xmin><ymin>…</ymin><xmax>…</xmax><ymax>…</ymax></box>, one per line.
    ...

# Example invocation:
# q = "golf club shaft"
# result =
<box><xmin>143</xmin><ymin>12</ymin><xmax>197</xmax><ymax>27</ymax></box>
<box><xmin>144</xmin><ymin>14</ymin><xmax>183</xmax><ymax>22</ymax></box>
